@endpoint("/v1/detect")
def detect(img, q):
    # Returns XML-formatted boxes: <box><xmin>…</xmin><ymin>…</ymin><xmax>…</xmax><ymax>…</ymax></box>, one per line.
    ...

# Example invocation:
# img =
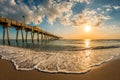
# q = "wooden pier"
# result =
<box><xmin>0</xmin><ymin>16</ymin><xmax>61</xmax><ymax>45</ymax></box>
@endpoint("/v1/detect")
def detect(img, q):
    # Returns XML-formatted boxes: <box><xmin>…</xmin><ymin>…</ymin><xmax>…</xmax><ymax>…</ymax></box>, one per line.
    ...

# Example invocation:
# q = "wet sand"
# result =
<box><xmin>0</xmin><ymin>56</ymin><xmax>120</xmax><ymax>80</ymax></box>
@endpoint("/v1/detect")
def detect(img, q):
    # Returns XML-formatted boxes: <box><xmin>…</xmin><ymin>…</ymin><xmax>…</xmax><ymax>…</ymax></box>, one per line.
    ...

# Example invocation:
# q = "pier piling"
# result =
<box><xmin>37</xmin><ymin>32</ymin><xmax>39</xmax><ymax>42</ymax></box>
<box><xmin>16</xmin><ymin>29</ymin><xmax>19</xmax><ymax>43</ymax></box>
<box><xmin>21</xmin><ymin>29</ymin><xmax>24</xmax><ymax>43</ymax></box>
<box><xmin>3</xmin><ymin>27</ymin><xmax>5</xmax><ymax>44</ymax></box>
<box><xmin>31</xmin><ymin>32</ymin><xmax>33</xmax><ymax>43</ymax></box>
<box><xmin>26</xmin><ymin>31</ymin><xmax>28</xmax><ymax>42</ymax></box>
<box><xmin>7</xmin><ymin>27</ymin><xmax>10</xmax><ymax>45</ymax></box>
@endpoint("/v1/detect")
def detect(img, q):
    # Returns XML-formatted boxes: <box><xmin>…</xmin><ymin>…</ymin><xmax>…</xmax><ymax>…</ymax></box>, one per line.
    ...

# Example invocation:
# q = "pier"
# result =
<box><xmin>0</xmin><ymin>16</ymin><xmax>61</xmax><ymax>45</ymax></box>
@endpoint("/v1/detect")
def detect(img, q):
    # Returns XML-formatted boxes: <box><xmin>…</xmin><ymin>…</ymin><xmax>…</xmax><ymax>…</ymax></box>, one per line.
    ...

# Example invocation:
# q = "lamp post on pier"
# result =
<box><xmin>22</xmin><ymin>16</ymin><xmax>25</xmax><ymax>25</ymax></box>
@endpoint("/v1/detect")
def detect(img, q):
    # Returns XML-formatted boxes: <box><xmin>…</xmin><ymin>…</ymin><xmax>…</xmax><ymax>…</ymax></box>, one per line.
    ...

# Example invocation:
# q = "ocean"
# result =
<box><xmin>0</xmin><ymin>39</ymin><xmax>120</xmax><ymax>73</ymax></box>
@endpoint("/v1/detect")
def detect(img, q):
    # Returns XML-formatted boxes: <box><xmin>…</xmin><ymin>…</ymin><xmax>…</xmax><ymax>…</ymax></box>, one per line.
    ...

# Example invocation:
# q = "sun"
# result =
<box><xmin>84</xmin><ymin>25</ymin><xmax>91</xmax><ymax>32</ymax></box>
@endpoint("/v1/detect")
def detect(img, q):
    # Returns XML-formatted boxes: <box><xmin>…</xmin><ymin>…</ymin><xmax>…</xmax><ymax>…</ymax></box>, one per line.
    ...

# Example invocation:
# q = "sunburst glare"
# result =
<box><xmin>84</xmin><ymin>25</ymin><xmax>91</xmax><ymax>32</ymax></box>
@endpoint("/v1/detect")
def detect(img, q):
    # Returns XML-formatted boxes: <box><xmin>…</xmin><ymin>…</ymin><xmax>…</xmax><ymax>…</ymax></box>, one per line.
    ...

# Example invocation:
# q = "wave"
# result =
<box><xmin>92</xmin><ymin>45</ymin><xmax>120</xmax><ymax>49</ymax></box>
<box><xmin>24</xmin><ymin>44</ymin><xmax>120</xmax><ymax>52</ymax></box>
<box><xmin>69</xmin><ymin>45</ymin><xmax>120</xmax><ymax>51</ymax></box>
<box><xmin>0</xmin><ymin>45</ymin><xmax>120</xmax><ymax>74</ymax></box>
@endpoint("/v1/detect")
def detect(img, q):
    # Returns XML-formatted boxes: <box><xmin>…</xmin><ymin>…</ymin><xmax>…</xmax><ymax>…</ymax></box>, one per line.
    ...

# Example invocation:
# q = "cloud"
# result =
<box><xmin>104</xmin><ymin>5</ymin><xmax>112</xmax><ymax>12</ymax></box>
<box><xmin>103</xmin><ymin>5</ymin><xmax>120</xmax><ymax>11</ymax></box>
<box><xmin>0</xmin><ymin>0</ymin><xmax>43</xmax><ymax>24</ymax></box>
<box><xmin>40</xmin><ymin>0</ymin><xmax>91</xmax><ymax>25</ymax></box>
<box><xmin>72</xmin><ymin>9</ymin><xmax>110</xmax><ymax>27</ymax></box>
<box><xmin>0</xmin><ymin>0</ymin><xmax>91</xmax><ymax>25</ymax></box>
<box><xmin>104</xmin><ymin>5</ymin><xmax>111</xmax><ymax>9</ymax></box>
<box><xmin>69</xmin><ymin>0</ymin><xmax>91</xmax><ymax>4</ymax></box>
<box><xmin>58</xmin><ymin>11</ymin><xmax>72</xmax><ymax>26</ymax></box>
<box><xmin>42</xmin><ymin>1</ymin><xmax>73</xmax><ymax>24</ymax></box>
<box><xmin>113</xmin><ymin>6</ymin><xmax>120</xmax><ymax>10</ymax></box>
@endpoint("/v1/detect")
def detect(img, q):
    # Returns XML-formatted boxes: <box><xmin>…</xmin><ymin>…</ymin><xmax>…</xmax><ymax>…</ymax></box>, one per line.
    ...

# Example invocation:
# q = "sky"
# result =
<box><xmin>0</xmin><ymin>0</ymin><xmax>120</xmax><ymax>39</ymax></box>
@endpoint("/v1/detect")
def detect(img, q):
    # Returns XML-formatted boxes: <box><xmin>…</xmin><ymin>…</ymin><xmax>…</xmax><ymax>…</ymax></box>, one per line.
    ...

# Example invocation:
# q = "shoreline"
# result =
<box><xmin>0</xmin><ymin>56</ymin><xmax>120</xmax><ymax>80</ymax></box>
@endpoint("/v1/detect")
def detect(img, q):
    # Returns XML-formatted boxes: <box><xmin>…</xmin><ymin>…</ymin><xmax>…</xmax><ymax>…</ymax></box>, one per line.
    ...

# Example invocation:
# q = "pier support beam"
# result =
<box><xmin>46</xmin><ymin>35</ymin><xmax>48</xmax><ymax>41</ymax></box>
<box><xmin>31</xmin><ymin>32</ymin><xmax>34</xmax><ymax>43</ymax></box>
<box><xmin>21</xmin><ymin>29</ymin><xmax>24</xmax><ymax>43</ymax></box>
<box><xmin>44</xmin><ymin>34</ymin><xmax>46</xmax><ymax>40</ymax></box>
<box><xmin>26</xmin><ymin>31</ymin><xmax>28</xmax><ymax>42</ymax></box>
<box><xmin>16</xmin><ymin>29</ymin><xmax>19</xmax><ymax>43</ymax></box>
<box><xmin>3</xmin><ymin>27</ymin><xmax>5</xmax><ymax>44</ymax></box>
<box><xmin>7</xmin><ymin>27</ymin><xmax>10</xmax><ymax>45</ymax></box>
<box><xmin>43</xmin><ymin>34</ymin><xmax>45</xmax><ymax>40</ymax></box>
<box><xmin>41</xmin><ymin>33</ymin><xmax>43</xmax><ymax>41</ymax></box>
<box><xmin>33</xmin><ymin>32</ymin><xmax>34</xmax><ymax>40</ymax></box>
<box><xmin>48</xmin><ymin>36</ymin><xmax>50</xmax><ymax>40</ymax></box>
<box><xmin>37</xmin><ymin>32</ymin><xmax>39</xmax><ymax>42</ymax></box>
<box><xmin>31</xmin><ymin>32</ymin><xmax>33</xmax><ymax>43</ymax></box>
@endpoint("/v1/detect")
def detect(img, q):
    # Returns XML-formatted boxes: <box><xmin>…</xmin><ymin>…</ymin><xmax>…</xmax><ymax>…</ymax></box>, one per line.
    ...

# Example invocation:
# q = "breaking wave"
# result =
<box><xmin>0</xmin><ymin>45</ymin><xmax>120</xmax><ymax>73</ymax></box>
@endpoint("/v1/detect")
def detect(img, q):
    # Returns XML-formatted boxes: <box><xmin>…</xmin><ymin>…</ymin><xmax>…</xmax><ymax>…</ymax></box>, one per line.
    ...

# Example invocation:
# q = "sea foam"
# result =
<box><xmin>0</xmin><ymin>45</ymin><xmax>120</xmax><ymax>73</ymax></box>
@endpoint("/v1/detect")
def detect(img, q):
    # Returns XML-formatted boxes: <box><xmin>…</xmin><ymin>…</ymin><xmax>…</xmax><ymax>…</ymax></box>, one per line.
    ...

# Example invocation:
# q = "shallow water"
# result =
<box><xmin>0</xmin><ymin>39</ymin><xmax>120</xmax><ymax>73</ymax></box>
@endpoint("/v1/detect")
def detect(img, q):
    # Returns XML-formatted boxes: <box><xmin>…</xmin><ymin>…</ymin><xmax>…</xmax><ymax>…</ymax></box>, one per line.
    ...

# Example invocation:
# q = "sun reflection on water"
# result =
<box><xmin>84</xmin><ymin>39</ymin><xmax>91</xmax><ymax>48</ymax></box>
<box><xmin>84</xmin><ymin>39</ymin><xmax>92</xmax><ymax>66</ymax></box>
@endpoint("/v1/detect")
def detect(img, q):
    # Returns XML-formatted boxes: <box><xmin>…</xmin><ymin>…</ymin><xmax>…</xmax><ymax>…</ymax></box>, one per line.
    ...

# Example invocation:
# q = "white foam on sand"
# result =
<box><xmin>0</xmin><ymin>45</ymin><xmax>120</xmax><ymax>73</ymax></box>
